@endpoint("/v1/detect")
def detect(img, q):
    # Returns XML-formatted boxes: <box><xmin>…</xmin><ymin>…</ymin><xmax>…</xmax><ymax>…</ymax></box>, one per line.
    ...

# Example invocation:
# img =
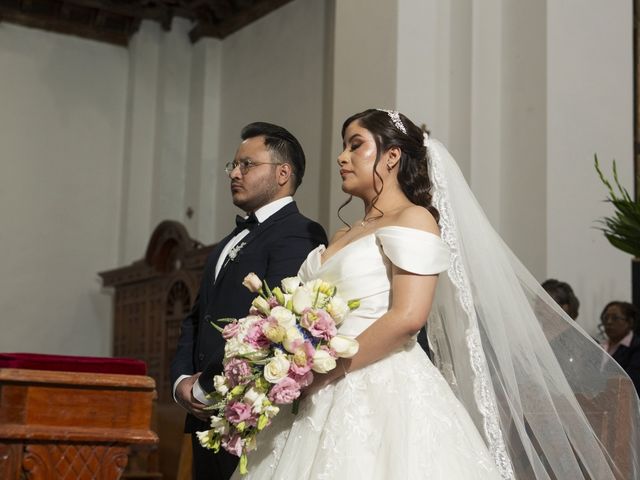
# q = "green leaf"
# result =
<box><xmin>594</xmin><ymin>154</ymin><xmax>640</xmax><ymax>257</ymax></box>
<box><xmin>262</xmin><ymin>279</ymin><xmax>273</xmax><ymax>298</ymax></box>
<box><xmin>210</xmin><ymin>318</ymin><xmax>237</xmax><ymax>333</ymax></box>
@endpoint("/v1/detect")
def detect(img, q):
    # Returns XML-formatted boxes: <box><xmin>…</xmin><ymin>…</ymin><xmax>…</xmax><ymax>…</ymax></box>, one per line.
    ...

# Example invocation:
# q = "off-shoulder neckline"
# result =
<box><xmin>319</xmin><ymin>225</ymin><xmax>442</xmax><ymax>268</ymax></box>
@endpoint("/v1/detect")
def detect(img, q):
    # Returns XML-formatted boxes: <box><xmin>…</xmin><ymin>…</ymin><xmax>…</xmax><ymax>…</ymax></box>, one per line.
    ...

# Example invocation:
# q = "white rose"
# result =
<box><xmin>311</xmin><ymin>349</ymin><xmax>337</xmax><ymax>373</ymax></box>
<box><xmin>243</xmin><ymin>387</ymin><xmax>267</xmax><ymax>413</ymax></box>
<box><xmin>196</xmin><ymin>429</ymin><xmax>215</xmax><ymax>447</ymax></box>
<box><xmin>329</xmin><ymin>335</ymin><xmax>359</xmax><ymax>358</ymax></box>
<box><xmin>282</xmin><ymin>327</ymin><xmax>304</xmax><ymax>353</ymax></box>
<box><xmin>264</xmin><ymin>354</ymin><xmax>291</xmax><ymax>383</ymax></box>
<box><xmin>292</xmin><ymin>287</ymin><xmax>313</xmax><ymax>314</ymax></box>
<box><xmin>327</xmin><ymin>296</ymin><xmax>350</xmax><ymax>325</ymax></box>
<box><xmin>262</xmin><ymin>322</ymin><xmax>286</xmax><ymax>343</ymax></box>
<box><xmin>281</xmin><ymin>276</ymin><xmax>302</xmax><ymax>294</ymax></box>
<box><xmin>213</xmin><ymin>375</ymin><xmax>229</xmax><ymax>395</ymax></box>
<box><xmin>209</xmin><ymin>416</ymin><xmax>229</xmax><ymax>435</ymax></box>
<box><xmin>270</xmin><ymin>306</ymin><xmax>296</xmax><ymax>329</ymax></box>
<box><xmin>242</xmin><ymin>272</ymin><xmax>262</xmax><ymax>293</ymax></box>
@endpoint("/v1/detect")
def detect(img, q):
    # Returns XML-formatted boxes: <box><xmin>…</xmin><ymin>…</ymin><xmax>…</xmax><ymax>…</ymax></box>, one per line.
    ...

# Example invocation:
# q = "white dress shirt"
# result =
<box><xmin>175</xmin><ymin>196</ymin><xmax>294</xmax><ymax>405</ymax></box>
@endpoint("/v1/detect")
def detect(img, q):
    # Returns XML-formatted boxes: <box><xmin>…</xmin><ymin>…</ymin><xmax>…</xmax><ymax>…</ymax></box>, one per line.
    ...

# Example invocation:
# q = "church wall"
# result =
<box><xmin>325</xmin><ymin>0</ymin><xmax>399</xmax><ymax>232</ymax></box>
<box><xmin>0</xmin><ymin>23</ymin><xmax>128</xmax><ymax>355</ymax></box>
<box><xmin>547</xmin><ymin>1</ymin><xmax>633</xmax><ymax>333</ymax></box>
<box><xmin>118</xmin><ymin>19</ymin><xmax>199</xmax><ymax>265</ymax></box>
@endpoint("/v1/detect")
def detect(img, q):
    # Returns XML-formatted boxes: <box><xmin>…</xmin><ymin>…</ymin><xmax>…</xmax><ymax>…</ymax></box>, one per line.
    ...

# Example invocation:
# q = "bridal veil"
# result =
<box><xmin>425</xmin><ymin>138</ymin><xmax>640</xmax><ymax>479</ymax></box>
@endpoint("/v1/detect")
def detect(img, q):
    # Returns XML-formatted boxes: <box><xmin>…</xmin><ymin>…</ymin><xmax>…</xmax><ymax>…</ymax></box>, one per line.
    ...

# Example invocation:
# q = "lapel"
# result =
<box><xmin>206</xmin><ymin>231</ymin><xmax>236</xmax><ymax>289</ymax></box>
<box><xmin>213</xmin><ymin>202</ymin><xmax>299</xmax><ymax>289</ymax></box>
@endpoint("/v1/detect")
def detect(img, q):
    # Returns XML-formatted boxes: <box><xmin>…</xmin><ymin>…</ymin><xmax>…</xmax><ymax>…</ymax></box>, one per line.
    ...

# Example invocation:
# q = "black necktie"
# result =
<box><xmin>234</xmin><ymin>213</ymin><xmax>259</xmax><ymax>233</ymax></box>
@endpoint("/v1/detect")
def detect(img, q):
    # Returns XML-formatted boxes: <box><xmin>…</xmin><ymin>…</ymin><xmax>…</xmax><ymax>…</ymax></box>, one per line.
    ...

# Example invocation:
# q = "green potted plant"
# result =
<box><xmin>594</xmin><ymin>155</ymin><xmax>640</xmax><ymax>306</ymax></box>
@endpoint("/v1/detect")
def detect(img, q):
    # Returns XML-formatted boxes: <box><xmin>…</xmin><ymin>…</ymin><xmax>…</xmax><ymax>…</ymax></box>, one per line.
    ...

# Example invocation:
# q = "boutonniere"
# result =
<box><xmin>227</xmin><ymin>241</ymin><xmax>247</xmax><ymax>262</ymax></box>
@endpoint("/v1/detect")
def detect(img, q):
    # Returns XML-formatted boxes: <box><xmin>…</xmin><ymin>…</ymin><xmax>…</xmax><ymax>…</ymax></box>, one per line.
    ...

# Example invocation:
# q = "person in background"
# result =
<box><xmin>541</xmin><ymin>278</ymin><xmax>579</xmax><ymax>320</ymax></box>
<box><xmin>599</xmin><ymin>301</ymin><xmax>640</xmax><ymax>394</ymax></box>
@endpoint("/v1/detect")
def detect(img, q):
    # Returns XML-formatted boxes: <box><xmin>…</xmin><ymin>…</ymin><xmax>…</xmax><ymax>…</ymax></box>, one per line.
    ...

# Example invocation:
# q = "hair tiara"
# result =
<box><xmin>376</xmin><ymin>109</ymin><xmax>407</xmax><ymax>135</ymax></box>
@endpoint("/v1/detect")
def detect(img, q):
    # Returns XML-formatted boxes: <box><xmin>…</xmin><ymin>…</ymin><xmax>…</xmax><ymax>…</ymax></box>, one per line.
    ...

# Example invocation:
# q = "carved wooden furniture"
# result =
<box><xmin>0</xmin><ymin>360</ymin><xmax>157</xmax><ymax>480</ymax></box>
<box><xmin>100</xmin><ymin>220</ymin><xmax>215</xmax><ymax>480</ymax></box>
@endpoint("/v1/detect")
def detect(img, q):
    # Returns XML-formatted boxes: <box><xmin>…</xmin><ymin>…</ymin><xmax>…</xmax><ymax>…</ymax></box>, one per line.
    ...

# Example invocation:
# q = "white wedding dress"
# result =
<box><xmin>231</xmin><ymin>226</ymin><xmax>500</xmax><ymax>479</ymax></box>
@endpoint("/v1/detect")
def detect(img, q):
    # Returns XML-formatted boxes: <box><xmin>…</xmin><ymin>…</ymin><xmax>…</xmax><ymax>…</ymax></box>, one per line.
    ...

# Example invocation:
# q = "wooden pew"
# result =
<box><xmin>0</xmin><ymin>360</ymin><xmax>158</xmax><ymax>480</ymax></box>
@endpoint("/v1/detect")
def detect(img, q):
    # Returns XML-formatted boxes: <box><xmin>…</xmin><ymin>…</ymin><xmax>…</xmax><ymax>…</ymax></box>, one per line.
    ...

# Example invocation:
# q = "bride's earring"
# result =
<box><xmin>386</xmin><ymin>163</ymin><xmax>393</xmax><ymax>172</ymax></box>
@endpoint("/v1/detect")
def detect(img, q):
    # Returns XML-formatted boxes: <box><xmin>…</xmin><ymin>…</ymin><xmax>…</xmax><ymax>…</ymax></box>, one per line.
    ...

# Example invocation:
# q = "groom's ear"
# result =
<box><xmin>276</xmin><ymin>162</ymin><xmax>293</xmax><ymax>187</ymax></box>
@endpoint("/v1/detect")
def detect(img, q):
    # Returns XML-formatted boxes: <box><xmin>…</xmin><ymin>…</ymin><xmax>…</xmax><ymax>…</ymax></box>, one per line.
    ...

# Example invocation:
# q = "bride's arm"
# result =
<box><xmin>307</xmin><ymin>267</ymin><xmax>438</xmax><ymax>393</ymax></box>
<box><xmin>307</xmin><ymin>207</ymin><xmax>440</xmax><ymax>392</ymax></box>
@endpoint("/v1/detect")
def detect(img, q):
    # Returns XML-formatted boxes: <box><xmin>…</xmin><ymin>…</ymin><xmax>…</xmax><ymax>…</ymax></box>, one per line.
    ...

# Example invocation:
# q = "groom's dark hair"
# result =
<box><xmin>241</xmin><ymin>122</ymin><xmax>306</xmax><ymax>192</ymax></box>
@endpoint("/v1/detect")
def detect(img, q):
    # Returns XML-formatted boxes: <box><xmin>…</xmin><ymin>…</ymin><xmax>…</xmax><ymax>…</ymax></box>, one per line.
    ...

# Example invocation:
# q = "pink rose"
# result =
<box><xmin>268</xmin><ymin>377</ymin><xmax>301</xmax><ymax>404</ymax></box>
<box><xmin>244</xmin><ymin>319</ymin><xmax>270</xmax><ymax>349</ymax></box>
<box><xmin>300</xmin><ymin>308</ymin><xmax>316</xmax><ymax>331</ymax></box>
<box><xmin>302</xmin><ymin>309</ymin><xmax>337</xmax><ymax>340</ymax></box>
<box><xmin>245</xmin><ymin>411</ymin><xmax>259</xmax><ymax>427</ymax></box>
<box><xmin>222</xmin><ymin>322</ymin><xmax>240</xmax><ymax>340</ymax></box>
<box><xmin>225</xmin><ymin>401</ymin><xmax>252</xmax><ymax>425</ymax></box>
<box><xmin>222</xmin><ymin>433</ymin><xmax>243</xmax><ymax>457</ymax></box>
<box><xmin>288</xmin><ymin>370</ymin><xmax>314</xmax><ymax>388</ymax></box>
<box><xmin>289</xmin><ymin>340</ymin><xmax>315</xmax><ymax>375</ymax></box>
<box><xmin>224</xmin><ymin>358</ymin><xmax>252</xmax><ymax>387</ymax></box>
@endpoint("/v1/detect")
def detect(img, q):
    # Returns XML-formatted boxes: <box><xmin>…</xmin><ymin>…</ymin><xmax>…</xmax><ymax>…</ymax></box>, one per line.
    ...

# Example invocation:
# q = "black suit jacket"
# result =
<box><xmin>612</xmin><ymin>333</ymin><xmax>640</xmax><ymax>395</ymax></box>
<box><xmin>170</xmin><ymin>201</ymin><xmax>327</xmax><ymax>432</ymax></box>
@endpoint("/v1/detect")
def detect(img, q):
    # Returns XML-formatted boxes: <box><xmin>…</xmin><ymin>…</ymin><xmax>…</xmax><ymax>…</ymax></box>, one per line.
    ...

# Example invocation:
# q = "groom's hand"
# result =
<box><xmin>175</xmin><ymin>373</ymin><xmax>210</xmax><ymax>422</ymax></box>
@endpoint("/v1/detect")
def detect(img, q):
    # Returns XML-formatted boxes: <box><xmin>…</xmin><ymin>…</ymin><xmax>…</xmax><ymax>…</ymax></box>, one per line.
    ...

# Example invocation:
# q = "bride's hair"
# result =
<box><xmin>340</xmin><ymin>109</ymin><xmax>439</xmax><ymax>224</ymax></box>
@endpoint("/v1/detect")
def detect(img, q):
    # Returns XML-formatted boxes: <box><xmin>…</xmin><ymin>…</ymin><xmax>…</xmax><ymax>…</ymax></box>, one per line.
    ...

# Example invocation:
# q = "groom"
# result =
<box><xmin>170</xmin><ymin>122</ymin><xmax>327</xmax><ymax>480</ymax></box>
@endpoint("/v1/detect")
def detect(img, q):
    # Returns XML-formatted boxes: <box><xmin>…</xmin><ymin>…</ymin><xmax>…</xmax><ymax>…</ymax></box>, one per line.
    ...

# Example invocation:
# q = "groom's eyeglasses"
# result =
<box><xmin>225</xmin><ymin>159</ymin><xmax>282</xmax><ymax>175</ymax></box>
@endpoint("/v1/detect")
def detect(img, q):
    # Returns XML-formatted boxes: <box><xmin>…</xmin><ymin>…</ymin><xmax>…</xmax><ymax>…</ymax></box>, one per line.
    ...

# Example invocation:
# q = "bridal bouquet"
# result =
<box><xmin>197</xmin><ymin>273</ymin><xmax>360</xmax><ymax>475</ymax></box>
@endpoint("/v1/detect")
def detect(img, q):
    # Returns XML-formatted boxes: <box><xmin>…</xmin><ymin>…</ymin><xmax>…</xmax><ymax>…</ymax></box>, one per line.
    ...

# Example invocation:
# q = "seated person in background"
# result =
<box><xmin>600</xmin><ymin>301</ymin><xmax>640</xmax><ymax>394</ymax></box>
<box><xmin>541</xmin><ymin>278</ymin><xmax>580</xmax><ymax>320</ymax></box>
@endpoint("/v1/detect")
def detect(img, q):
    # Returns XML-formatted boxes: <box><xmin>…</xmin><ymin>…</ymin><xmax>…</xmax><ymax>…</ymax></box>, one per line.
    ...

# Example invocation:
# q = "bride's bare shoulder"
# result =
<box><xmin>394</xmin><ymin>205</ymin><xmax>440</xmax><ymax>235</ymax></box>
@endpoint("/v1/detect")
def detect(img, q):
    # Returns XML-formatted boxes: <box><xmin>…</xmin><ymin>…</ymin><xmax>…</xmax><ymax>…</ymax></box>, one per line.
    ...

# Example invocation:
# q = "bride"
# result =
<box><xmin>230</xmin><ymin>109</ymin><xmax>640</xmax><ymax>479</ymax></box>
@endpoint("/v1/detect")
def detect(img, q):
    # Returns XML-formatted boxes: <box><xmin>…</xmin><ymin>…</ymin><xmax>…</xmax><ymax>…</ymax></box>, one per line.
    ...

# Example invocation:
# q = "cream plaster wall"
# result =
<box><xmin>0</xmin><ymin>23</ymin><xmax>127</xmax><ymax>355</ymax></box>
<box><xmin>547</xmin><ymin>1</ymin><xmax>633</xmax><ymax>333</ymax></box>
